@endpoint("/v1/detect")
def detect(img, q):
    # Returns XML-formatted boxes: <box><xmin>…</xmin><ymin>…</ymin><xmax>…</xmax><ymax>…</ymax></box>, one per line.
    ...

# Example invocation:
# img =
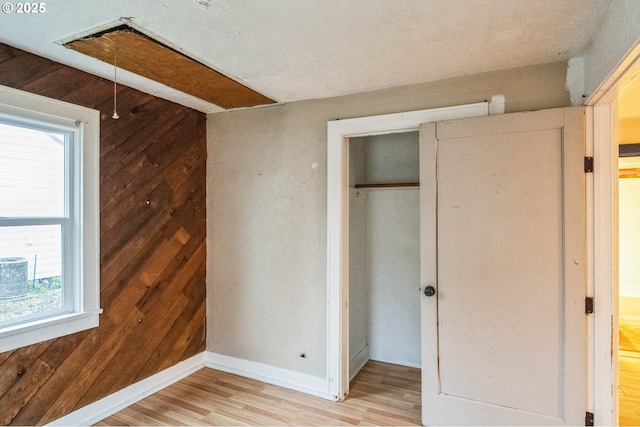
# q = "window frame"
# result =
<box><xmin>0</xmin><ymin>85</ymin><xmax>101</xmax><ymax>353</ymax></box>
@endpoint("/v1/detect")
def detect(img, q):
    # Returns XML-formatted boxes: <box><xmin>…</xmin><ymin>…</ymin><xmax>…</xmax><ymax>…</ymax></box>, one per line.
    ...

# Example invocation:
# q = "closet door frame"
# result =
<box><xmin>326</xmin><ymin>102</ymin><xmax>489</xmax><ymax>401</ymax></box>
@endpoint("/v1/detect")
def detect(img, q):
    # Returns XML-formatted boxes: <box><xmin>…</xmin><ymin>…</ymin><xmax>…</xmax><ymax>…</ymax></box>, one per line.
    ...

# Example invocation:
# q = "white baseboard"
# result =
<box><xmin>205</xmin><ymin>351</ymin><xmax>334</xmax><ymax>401</ymax></box>
<box><xmin>47</xmin><ymin>351</ymin><xmax>335</xmax><ymax>426</ymax></box>
<box><xmin>349</xmin><ymin>345</ymin><xmax>369</xmax><ymax>381</ymax></box>
<box><xmin>47</xmin><ymin>352</ymin><xmax>206</xmax><ymax>426</ymax></box>
<box><xmin>369</xmin><ymin>356</ymin><xmax>421</xmax><ymax>369</ymax></box>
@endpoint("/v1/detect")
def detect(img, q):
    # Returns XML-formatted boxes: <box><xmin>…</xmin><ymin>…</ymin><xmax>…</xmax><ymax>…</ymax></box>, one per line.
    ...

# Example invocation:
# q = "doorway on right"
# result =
<box><xmin>617</xmin><ymin>78</ymin><xmax>640</xmax><ymax>426</ymax></box>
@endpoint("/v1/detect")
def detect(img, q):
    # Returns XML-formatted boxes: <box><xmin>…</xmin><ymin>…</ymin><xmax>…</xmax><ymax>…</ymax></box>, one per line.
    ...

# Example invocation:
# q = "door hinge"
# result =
<box><xmin>584</xmin><ymin>157</ymin><xmax>594</xmax><ymax>173</ymax></box>
<box><xmin>585</xmin><ymin>297</ymin><xmax>594</xmax><ymax>314</ymax></box>
<box><xmin>585</xmin><ymin>411</ymin><xmax>594</xmax><ymax>426</ymax></box>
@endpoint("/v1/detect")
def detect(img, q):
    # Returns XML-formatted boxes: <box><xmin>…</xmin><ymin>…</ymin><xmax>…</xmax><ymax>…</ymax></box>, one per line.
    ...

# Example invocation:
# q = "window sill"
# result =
<box><xmin>0</xmin><ymin>308</ymin><xmax>102</xmax><ymax>353</ymax></box>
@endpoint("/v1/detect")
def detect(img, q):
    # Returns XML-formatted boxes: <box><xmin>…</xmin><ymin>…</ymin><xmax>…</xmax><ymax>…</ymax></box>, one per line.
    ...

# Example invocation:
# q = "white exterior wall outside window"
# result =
<box><xmin>0</xmin><ymin>85</ymin><xmax>101</xmax><ymax>353</ymax></box>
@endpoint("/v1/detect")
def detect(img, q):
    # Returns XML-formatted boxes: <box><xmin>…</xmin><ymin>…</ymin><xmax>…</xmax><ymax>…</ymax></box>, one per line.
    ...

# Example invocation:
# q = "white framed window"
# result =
<box><xmin>0</xmin><ymin>85</ymin><xmax>101</xmax><ymax>352</ymax></box>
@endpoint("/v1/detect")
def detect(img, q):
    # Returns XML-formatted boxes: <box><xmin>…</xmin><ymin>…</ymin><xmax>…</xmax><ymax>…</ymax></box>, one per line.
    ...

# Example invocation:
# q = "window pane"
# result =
<box><xmin>0</xmin><ymin>122</ymin><xmax>65</xmax><ymax>218</ymax></box>
<box><xmin>0</xmin><ymin>225</ymin><xmax>63</xmax><ymax>325</ymax></box>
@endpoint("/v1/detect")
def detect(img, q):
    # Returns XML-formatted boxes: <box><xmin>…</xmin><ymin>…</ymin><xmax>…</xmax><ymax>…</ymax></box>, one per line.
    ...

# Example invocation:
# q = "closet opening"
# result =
<box><xmin>326</xmin><ymin>102</ymin><xmax>489</xmax><ymax>403</ymax></box>
<box><xmin>347</xmin><ymin>131</ymin><xmax>421</xmax><ymax>395</ymax></box>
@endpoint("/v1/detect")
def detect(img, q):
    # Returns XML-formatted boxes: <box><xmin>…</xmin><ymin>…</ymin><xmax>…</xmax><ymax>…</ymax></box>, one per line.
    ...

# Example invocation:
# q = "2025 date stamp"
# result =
<box><xmin>2</xmin><ymin>2</ymin><xmax>46</xmax><ymax>13</ymax></box>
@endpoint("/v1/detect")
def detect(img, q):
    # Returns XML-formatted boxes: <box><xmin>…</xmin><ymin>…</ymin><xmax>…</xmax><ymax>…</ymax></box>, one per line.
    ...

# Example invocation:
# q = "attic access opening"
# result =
<box><xmin>62</xmin><ymin>20</ymin><xmax>275</xmax><ymax>109</ymax></box>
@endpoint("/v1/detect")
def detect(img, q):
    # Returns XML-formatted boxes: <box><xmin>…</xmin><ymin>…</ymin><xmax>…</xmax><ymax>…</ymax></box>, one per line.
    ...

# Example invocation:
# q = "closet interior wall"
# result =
<box><xmin>348</xmin><ymin>132</ymin><xmax>421</xmax><ymax>380</ymax></box>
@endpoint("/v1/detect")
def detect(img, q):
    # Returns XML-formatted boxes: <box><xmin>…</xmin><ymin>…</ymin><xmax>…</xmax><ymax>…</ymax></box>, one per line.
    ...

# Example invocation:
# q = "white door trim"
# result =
<box><xmin>588</xmin><ymin>40</ymin><xmax>640</xmax><ymax>426</ymax></box>
<box><xmin>591</xmin><ymin>103</ymin><xmax>618</xmax><ymax>426</ymax></box>
<box><xmin>326</xmin><ymin>102</ymin><xmax>489</xmax><ymax>401</ymax></box>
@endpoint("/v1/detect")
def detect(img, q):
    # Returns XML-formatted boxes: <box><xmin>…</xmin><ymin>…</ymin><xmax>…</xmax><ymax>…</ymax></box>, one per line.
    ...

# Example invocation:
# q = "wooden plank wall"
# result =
<box><xmin>0</xmin><ymin>43</ymin><xmax>207</xmax><ymax>426</ymax></box>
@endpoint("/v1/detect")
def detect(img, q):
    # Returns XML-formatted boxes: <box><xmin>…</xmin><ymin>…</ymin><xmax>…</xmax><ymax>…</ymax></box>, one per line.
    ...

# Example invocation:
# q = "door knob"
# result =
<box><xmin>424</xmin><ymin>286</ymin><xmax>436</xmax><ymax>297</ymax></box>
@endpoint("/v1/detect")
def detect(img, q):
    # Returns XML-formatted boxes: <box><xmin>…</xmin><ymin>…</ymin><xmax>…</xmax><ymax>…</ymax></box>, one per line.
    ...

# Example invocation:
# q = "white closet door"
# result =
<box><xmin>420</xmin><ymin>108</ymin><xmax>586</xmax><ymax>425</ymax></box>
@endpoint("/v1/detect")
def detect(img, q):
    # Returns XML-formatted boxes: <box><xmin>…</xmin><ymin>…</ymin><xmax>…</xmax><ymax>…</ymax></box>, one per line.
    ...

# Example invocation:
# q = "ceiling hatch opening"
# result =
<box><xmin>60</xmin><ymin>18</ymin><xmax>275</xmax><ymax>109</ymax></box>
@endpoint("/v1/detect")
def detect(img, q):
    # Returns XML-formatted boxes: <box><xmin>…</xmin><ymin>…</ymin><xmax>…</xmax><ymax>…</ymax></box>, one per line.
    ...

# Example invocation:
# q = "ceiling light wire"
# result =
<box><xmin>112</xmin><ymin>44</ymin><xmax>119</xmax><ymax>120</ymax></box>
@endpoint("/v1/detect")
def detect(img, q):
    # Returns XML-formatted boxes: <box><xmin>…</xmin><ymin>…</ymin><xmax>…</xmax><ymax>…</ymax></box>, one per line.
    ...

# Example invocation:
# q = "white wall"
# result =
<box><xmin>582</xmin><ymin>0</ymin><xmax>640</xmax><ymax>99</ymax></box>
<box><xmin>206</xmin><ymin>61</ymin><xmax>571</xmax><ymax>381</ymax></box>
<box><xmin>619</xmin><ymin>176</ymin><xmax>640</xmax><ymax>297</ymax></box>
<box><xmin>359</xmin><ymin>132</ymin><xmax>420</xmax><ymax>184</ymax></box>
<box><xmin>349</xmin><ymin>139</ymin><xmax>369</xmax><ymax>376</ymax></box>
<box><xmin>348</xmin><ymin>133</ymin><xmax>420</xmax><ymax>374</ymax></box>
<box><xmin>366</xmin><ymin>188</ymin><xmax>420</xmax><ymax>366</ymax></box>
<box><xmin>348</xmin><ymin>187</ymin><xmax>368</xmax><ymax>375</ymax></box>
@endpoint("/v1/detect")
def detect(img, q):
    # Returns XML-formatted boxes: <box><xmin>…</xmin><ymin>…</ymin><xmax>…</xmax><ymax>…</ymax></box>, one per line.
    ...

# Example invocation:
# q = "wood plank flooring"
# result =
<box><xmin>95</xmin><ymin>361</ymin><xmax>421</xmax><ymax>426</ymax></box>
<box><xmin>620</xmin><ymin>351</ymin><xmax>640</xmax><ymax>426</ymax></box>
<box><xmin>620</xmin><ymin>312</ymin><xmax>640</xmax><ymax>426</ymax></box>
<box><xmin>620</xmin><ymin>315</ymin><xmax>640</xmax><ymax>352</ymax></box>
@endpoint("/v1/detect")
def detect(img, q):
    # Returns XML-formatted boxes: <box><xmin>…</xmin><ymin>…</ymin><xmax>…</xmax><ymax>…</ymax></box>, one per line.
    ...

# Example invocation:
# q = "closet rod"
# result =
<box><xmin>354</xmin><ymin>182</ymin><xmax>419</xmax><ymax>188</ymax></box>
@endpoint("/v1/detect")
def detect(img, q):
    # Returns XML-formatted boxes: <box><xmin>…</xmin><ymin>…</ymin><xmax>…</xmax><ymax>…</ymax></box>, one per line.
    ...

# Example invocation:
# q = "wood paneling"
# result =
<box><xmin>95</xmin><ymin>360</ymin><xmax>422</xmax><ymax>426</ymax></box>
<box><xmin>0</xmin><ymin>43</ymin><xmax>207</xmax><ymax>426</ymax></box>
<box><xmin>66</xmin><ymin>28</ymin><xmax>275</xmax><ymax>109</ymax></box>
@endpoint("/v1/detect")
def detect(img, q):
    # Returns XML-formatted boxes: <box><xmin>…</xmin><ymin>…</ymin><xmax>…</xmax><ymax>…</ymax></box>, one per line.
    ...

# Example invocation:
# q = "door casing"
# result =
<box><xmin>586</xmin><ymin>40</ymin><xmax>640</xmax><ymax>426</ymax></box>
<box><xmin>326</xmin><ymin>102</ymin><xmax>489</xmax><ymax>401</ymax></box>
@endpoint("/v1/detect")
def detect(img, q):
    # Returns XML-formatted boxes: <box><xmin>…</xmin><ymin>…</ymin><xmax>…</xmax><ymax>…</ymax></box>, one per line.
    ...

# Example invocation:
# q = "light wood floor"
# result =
<box><xmin>620</xmin><ymin>351</ymin><xmax>640</xmax><ymax>426</ymax></box>
<box><xmin>95</xmin><ymin>360</ymin><xmax>422</xmax><ymax>426</ymax></box>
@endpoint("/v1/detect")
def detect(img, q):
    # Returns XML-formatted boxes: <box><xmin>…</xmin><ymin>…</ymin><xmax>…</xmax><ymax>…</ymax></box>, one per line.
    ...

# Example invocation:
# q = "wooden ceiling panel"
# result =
<box><xmin>65</xmin><ymin>28</ymin><xmax>275</xmax><ymax>109</ymax></box>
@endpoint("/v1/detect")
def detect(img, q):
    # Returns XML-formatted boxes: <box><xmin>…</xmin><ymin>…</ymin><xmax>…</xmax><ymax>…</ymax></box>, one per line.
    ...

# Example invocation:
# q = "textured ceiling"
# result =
<box><xmin>0</xmin><ymin>0</ymin><xmax>613</xmax><ymax>113</ymax></box>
